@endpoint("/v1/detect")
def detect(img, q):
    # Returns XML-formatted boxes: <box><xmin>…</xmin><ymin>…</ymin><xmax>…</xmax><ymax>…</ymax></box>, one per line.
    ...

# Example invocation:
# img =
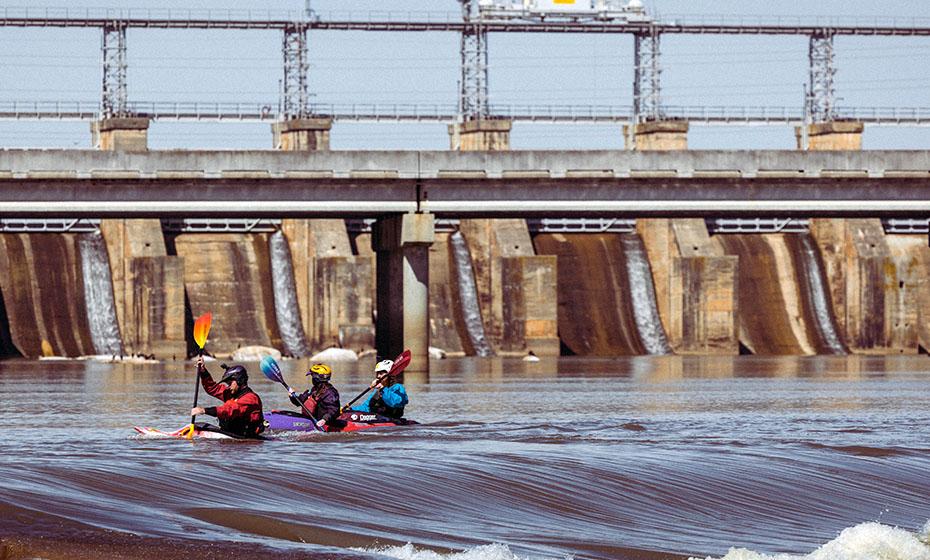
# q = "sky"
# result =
<box><xmin>0</xmin><ymin>0</ymin><xmax>928</xmax><ymax>150</ymax></box>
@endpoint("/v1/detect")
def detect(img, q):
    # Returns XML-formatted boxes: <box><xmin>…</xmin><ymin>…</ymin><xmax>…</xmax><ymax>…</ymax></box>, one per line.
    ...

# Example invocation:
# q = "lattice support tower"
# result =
<box><xmin>633</xmin><ymin>26</ymin><xmax>663</xmax><ymax>123</ymax></box>
<box><xmin>459</xmin><ymin>0</ymin><xmax>489</xmax><ymax>121</ymax></box>
<box><xmin>281</xmin><ymin>23</ymin><xmax>311</xmax><ymax>119</ymax></box>
<box><xmin>101</xmin><ymin>21</ymin><xmax>128</xmax><ymax>118</ymax></box>
<box><xmin>808</xmin><ymin>32</ymin><xmax>837</xmax><ymax>123</ymax></box>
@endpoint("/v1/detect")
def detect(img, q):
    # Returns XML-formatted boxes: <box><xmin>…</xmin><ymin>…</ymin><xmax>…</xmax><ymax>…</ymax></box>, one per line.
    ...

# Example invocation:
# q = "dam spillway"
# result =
<box><xmin>1</xmin><ymin>219</ymin><xmax>928</xmax><ymax>361</ymax></box>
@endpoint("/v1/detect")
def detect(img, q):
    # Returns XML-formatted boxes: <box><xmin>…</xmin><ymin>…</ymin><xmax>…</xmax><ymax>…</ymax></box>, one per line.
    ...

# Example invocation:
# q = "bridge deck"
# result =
<box><xmin>0</xmin><ymin>150</ymin><xmax>927</xmax><ymax>218</ymax></box>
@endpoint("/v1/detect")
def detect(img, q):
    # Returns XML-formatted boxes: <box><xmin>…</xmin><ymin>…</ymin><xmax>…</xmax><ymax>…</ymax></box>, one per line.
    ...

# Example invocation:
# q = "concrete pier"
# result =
<box><xmin>796</xmin><ymin>121</ymin><xmax>865</xmax><ymax>151</ymax></box>
<box><xmin>283</xmin><ymin>219</ymin><xmax>369</xmax><ymax>353</ymax></box>
<box><xmin>99</xmin><ymin>220</ymin><xmax>185</xmax><ymax>358</ymax></box>
<box><xmin>638</xmin><ymin>219</ymin><xmax>739</xmax><ymax>354</ymax></box>
<box><xmin>373</xmin><ymin>213</ymin><xmax>434</xmax><ymax>371</ymax></box>
<box><xmin>448</xmin><ymin>119</ymin><xmax>512</xmax><ymax>151</ymax></box>
<box><xmin>91</xmin><ymin>117</ymin><xmax>150</xmax><ymax>152</ymax></box>
<box><xmin>625</xmin><ymin>120</ymin><xmax>689</xmax><ymax>151</ymax></box>
<box><xmin>810</xmin><ymin>219</ymin><xmax>918</xmax><ymax>353</ymax></box>
<box><xmin>630</xmin><ymin>121</ymin><xmax>739</xmax><ymax>355</ymax></box>
<box><xmin>272</xmin><ymin>118</ymin><xmax>333</xmax><ymax>151</ymax></box>
<box><xmin>428</xmin><ymin>233</ymin><xmax>467</xmax><ymax>356</ymax></box>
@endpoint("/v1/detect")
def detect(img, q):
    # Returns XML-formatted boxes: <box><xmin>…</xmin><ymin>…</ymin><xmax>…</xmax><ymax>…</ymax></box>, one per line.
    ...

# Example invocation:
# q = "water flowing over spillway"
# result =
<box><xmin>78</xmin><ymin>232</ymin><xmax>123</xmax><ymax>356</ymax></box>
<box><xmin>621</xmin><ymin>234</ymin><xmax>673</xmax><ymax>355</ymax></box>
<box><xmin>799</xmin><ymin>234</ymin><xmax>847</xmax><ymax>355</ymax></box>
<box><xmin>449</xmin><ymin>231</ymin><xmax>493</xmax><ymax>357</ymax></box>
<box><xmin>270</xmin><ymin>231</ymin><xmax>311</xmax><ymax>357</ymax></box>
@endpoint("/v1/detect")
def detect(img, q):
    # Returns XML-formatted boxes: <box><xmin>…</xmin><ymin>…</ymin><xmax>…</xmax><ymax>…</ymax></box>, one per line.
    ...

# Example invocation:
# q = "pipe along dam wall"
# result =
<box><xmin>0</xmin><ymin>218</ymin><xmax>928</xmax><ymax>359</ymax></box>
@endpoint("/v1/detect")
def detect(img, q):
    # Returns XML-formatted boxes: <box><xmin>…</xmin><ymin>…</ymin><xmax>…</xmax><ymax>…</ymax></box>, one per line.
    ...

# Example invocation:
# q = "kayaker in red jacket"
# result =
<box><xmin>191</xmin><ymin>356</ymin><xmax>265</xmax><ymax>438</ymax></box>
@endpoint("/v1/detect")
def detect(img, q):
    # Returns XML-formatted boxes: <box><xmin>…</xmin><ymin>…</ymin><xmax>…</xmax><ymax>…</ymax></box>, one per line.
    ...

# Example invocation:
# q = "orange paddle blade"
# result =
<box><xmin>193</xmin><ymin>312</ymin><xmax>212</xmax><ymax>349</ymax></box>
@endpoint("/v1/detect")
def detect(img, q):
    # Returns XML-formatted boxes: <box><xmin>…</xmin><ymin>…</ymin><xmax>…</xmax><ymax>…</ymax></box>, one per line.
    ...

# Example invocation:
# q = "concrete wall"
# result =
<box><xmin>428</xmin><ymin>233</ymin><xmax>467</xmax><ymax>356</ymax></box>
<box><xmin>534</xmin><ymin>233</ymin><xmax>649</xmax><ymax>356</ymax></box>
<box><xmin>717</xmin><ymin>234</ymin><xmax>843</xmax><ymax>355</ymax></box>
<box><xmin>100</xmin><ymin>219</ymin><xmax>185</xmax><ymax>359</ymax></box>
<box><xmin>638</xmin><ymin>219</ymin><xmax>739</xmax><ymax>354</ymax></box>
<box><xmin>810</xmin><ymin>219</ymin><xmax>918</xmax><ymax>354</ymax></box>
<box><xmin>171</xmin><ymin>233</ymin><xmax>281</xmax><ymax>356</ymax></box>
<box><xmin>0</xmin><ymin>234</ymin><xmax>96</xmax><ymax>357</ymax></box>
<box><xmin>281</xmin><ymin>219</ymin><xmax>374</xmax><ymax>354</ymax></box>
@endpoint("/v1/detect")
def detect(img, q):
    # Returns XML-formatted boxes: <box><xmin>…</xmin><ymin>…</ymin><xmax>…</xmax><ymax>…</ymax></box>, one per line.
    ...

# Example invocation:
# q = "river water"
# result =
<box><xmin>1</xmin><ymin>355</ymin><xmax>929</xmax><ymax>560</ymax></box>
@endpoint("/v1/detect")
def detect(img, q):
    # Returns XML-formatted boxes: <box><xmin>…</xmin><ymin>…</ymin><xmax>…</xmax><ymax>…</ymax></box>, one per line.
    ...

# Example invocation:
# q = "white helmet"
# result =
<box><xmin>375</xmin><ymin>359</ymin><xmax>394</xmax><ymax>374</ymax></box>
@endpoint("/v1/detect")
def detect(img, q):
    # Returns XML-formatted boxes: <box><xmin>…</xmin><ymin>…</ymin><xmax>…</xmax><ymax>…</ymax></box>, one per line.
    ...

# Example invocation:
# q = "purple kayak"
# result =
<box><xmin>265</xmin><ymin>410</ymin><xmax>418</xmax><ymax>433</ymax></box>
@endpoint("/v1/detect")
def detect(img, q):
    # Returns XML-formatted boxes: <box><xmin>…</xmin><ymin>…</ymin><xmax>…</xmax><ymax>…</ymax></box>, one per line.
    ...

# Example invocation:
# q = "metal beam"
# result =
<box><xmin>101</xmin><ymin>21</ymin><xmax>128</xmax><ymax>118</ymax></box>
<box><xmin>808</xmin><ymin>33</ymin><xmax>837</xmax><ymax>123</ymax></box>
<box><xmin>459</xmin><ymin>0</ymin><xmax>489</xmax><ymax>120</ymax></box>
<box><xmin>633</xmin><ymin>27</ymin><xmax>662</xmax><ymax>124</ymax></box>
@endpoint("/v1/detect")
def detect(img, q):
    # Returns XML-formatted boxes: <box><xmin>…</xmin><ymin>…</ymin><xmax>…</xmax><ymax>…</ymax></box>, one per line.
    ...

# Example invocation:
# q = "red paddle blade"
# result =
<box><xmin>390</xmin><ymin>349</ymin><xmax>412</xmax><ymax>375</ymax></box>
<box><xmin>193</xmin><ymin>312</ymin><xmax>213</xmax><ymax>350</ymax></box>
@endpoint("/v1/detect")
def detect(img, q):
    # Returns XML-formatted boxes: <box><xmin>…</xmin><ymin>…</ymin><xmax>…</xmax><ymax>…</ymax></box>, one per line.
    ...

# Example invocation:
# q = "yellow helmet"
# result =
<box><xmin>307</xmin><ymin>363</ymin><xmax>332</xmax><ymax>383</ymax></box>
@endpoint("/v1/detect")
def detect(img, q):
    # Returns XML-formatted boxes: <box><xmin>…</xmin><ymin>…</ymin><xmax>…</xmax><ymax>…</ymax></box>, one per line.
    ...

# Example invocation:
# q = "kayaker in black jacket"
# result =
<box><xmin>290</xmin><ymin>363</ymin><xmax>341</xmax><ymax>429</ymax></box>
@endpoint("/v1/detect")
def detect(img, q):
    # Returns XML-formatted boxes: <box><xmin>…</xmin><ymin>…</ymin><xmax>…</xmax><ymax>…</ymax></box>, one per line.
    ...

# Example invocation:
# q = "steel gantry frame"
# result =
<box><xmin>459</xmin><ymin>0</ymin><xmax>489</xmax><ymax>121</ymax></box>
<box><xmin>100</xmin><ymin>21</ymin><xmax>128</xmax><ymax>118</ymax></box>
<box><xmin>4</xmin><ymin>10</ymin><xmax>930</xmax><ymax>130</ymax></box>
<box><xmin>281</xmin><ymin>23</ymin><xmax>311</xmax><ymax>119</ymax></box>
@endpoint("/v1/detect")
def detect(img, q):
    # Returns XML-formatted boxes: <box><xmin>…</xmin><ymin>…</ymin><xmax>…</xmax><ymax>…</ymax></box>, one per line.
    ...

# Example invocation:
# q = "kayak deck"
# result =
<box><xmin>133</xmin><ymin>422</ymin><xmax>257</xmax><ymax>440</ymax></box>
<box><xmin>266</xmin><ymin>409</ymin><xmax>418</xmax><ymax>433</ymax></box>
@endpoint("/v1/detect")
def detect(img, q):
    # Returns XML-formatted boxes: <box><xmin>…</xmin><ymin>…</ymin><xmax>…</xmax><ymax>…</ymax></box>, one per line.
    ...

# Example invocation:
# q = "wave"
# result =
<box><xmin>691</xmin><ymin>522</ymin><xmax>930</xmax><ymax>560</ymax></box>
<box><xmin>357</xmin><ymin>543</ymin><xmax>568</xmax><ymax>560</ymax></box>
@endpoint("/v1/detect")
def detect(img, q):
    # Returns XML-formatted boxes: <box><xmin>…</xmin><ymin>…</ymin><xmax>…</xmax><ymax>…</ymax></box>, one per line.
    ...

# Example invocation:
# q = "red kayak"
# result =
<box><xmin>265</xmin><ymin>410</ymin><xmax>418</xmax><ymax>433</ymax></box>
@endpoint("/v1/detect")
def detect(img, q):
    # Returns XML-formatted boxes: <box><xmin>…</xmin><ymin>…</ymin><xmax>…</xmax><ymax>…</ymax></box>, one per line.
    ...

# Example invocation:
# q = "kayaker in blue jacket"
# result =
<box><xmin>351</xmin><ymin>359</ymin><xmax>409</xmax><ymax>419</ymax></box>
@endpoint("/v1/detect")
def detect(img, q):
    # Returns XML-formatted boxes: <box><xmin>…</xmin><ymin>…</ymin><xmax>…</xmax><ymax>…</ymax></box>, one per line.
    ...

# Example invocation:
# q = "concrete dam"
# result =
<box><xmin>1</xmin><ymin>216</ymin><xmax>928</xmax><ymax>362</ymax></box>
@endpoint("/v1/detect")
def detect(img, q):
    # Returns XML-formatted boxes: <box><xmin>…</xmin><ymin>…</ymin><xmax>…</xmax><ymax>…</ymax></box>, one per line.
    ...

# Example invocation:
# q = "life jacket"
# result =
<box><xmin>217</xmin><ymin>387</ymin><xmax>265</xmax><ymax>437</ymax></box>
<box><xmin>369</xmin><ymin>389</ymin><xmax>405</xmax><ymax>419</ymax></box>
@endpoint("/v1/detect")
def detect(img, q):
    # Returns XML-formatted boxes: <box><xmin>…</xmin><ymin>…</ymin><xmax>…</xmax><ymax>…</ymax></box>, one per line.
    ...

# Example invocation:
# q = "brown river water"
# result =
<box><xmin>1</xmin><ymin>355</ymin><xmax>930</xmax><ymax>560</ymax></box>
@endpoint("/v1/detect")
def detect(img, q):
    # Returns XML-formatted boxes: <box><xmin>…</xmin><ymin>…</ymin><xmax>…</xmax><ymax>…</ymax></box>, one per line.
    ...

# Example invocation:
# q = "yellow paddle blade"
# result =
<box><xmin>193</xmin><ymin>312</ymin><xmax>212</xmax><ymax>350</ymax></box>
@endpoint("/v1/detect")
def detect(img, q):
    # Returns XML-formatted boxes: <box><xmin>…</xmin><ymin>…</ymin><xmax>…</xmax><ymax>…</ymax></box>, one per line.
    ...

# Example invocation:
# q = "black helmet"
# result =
<box><xmin>219</xmin><ymin>364</ymin><xmax>248</xmax><ymax>386</ymax></box>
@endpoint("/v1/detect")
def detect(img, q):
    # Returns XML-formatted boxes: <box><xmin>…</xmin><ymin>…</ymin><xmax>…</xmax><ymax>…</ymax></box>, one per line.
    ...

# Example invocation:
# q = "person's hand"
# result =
<box><xmin>369</xmin><ymin>378</ymin><xmax>379</xmax><ymax>389</ymax></box>
<box><xmin>196</xmin><ymin>355</ymin><xmax>206</xmax><ymax>373</ymax></box>
<box><xmin>191</xmin><ymin>406</ymin><xmax>205</xmax><ymax>416</ymax></box>
<box><xmin>315</xmin><ymin>419</ymin><xmax>327</xmax><ymax>428</ymax></box>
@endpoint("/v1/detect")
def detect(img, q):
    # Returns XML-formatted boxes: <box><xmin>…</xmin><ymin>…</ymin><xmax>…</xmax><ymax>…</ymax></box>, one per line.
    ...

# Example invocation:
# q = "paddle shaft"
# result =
<box><xmin>190</xmin><ymin>350</ymin><xmax>203</xmax><ymax>426</ymax></box>
<box><xmin>280</xmin><ymin>380</ymin><xmax>325</xmax><ymax>432</ymax></box>
<box><xmin>342</xmin><ymin>373</ymin><xmax>389</xmax><ymax>412</ymax></box>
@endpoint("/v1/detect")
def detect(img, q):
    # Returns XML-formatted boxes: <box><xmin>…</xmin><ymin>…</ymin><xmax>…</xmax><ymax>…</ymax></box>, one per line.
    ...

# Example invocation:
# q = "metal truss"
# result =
<box><xmin>808</xmin><ymin>33</ymin><xmax>836</xmax><ymax>123</ymax></box>
<box><xmin>0</xmin><ymin>218</ymin><xmax>101</xmax><ymax>233</ymax></box>
<box><xmin>3</xmin><ymin>218</ymin><xmax>928</xmax><ymax>235</ymax></box>
<box><xmin>883</xmin><ymin>218</ymin><xmax>930</xmax><ymax>234</ymax></box>
<box><xmin>633</xmin><ymin>27</ymin><xmax>663</xmax><ymax>124</ymax></box>
<box><xmin>526</xmin><ymin>218</ymin><xmax>636</xmax><ymax>233</ymax></box>
<box><xmin>707</xmin><ymin>218</ymin><xmax>810</xmax><ymax>234</ymax></box>
<box><xmin>101</xmin><ymin>21</ymin><xmax>128</xmax><ymax>118</ymax></box>
<box><xmin>281</xmin><ymin>23</ymin><xmax>310</xmax><ymax>119</ymax></box>
<box><xmin>161</xmin><ymin>218</ymin><xmax>279</xmax><ymax>233</ymax></box>
<box><xmin>459</xmin><ymin>0</ymin><xmax>489</xmax><ymax>120</ymax></box>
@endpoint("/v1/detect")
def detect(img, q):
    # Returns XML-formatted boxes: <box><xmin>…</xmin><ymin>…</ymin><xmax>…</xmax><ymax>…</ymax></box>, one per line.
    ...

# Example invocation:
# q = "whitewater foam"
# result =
<box><xmin>691</xmin><ymin>522</ymin><xmax>930</xmax><ymax>560</ymax></box>
<box><xmin>358</xmin><ymin>543</ymin><xmax>571</xmax><ymax>560</ymax></box>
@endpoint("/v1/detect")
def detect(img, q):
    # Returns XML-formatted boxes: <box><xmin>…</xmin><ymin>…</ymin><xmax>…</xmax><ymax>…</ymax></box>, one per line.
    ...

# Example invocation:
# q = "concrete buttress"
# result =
<box><xmin>449</xmin><ymin>119</ymin><xmax>559</xmax><ymax>356</ymax></box>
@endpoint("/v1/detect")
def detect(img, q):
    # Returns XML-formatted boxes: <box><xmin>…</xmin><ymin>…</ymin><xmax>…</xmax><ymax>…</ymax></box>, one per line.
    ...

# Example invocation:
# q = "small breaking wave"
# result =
<box><xmin>359</xmin><ymin>543</ymin><xmax>570</xmax><ymax>560</ymax></box>
<box><xmin>691</xmin><ymin>522</ymin><xmax>930</xmax><ymax>560</ymax></box>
